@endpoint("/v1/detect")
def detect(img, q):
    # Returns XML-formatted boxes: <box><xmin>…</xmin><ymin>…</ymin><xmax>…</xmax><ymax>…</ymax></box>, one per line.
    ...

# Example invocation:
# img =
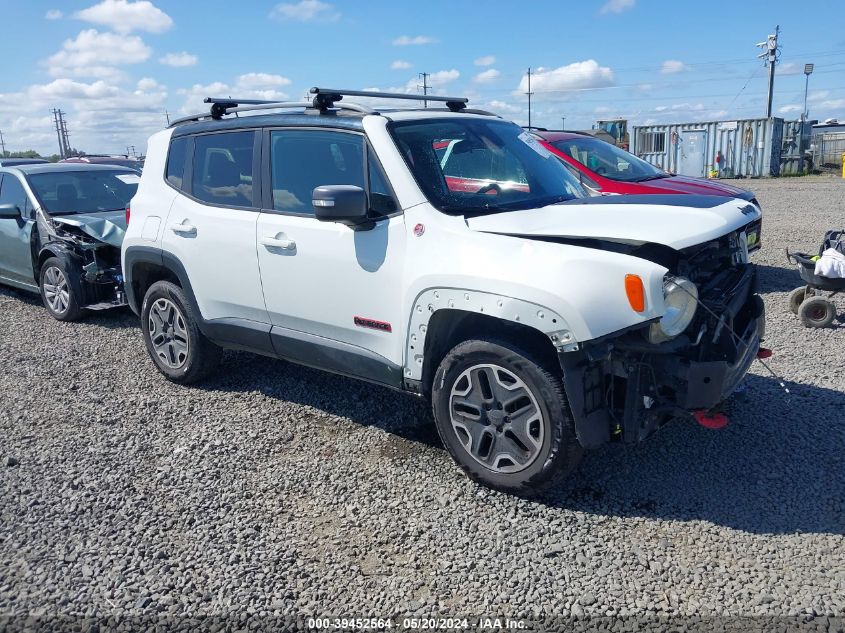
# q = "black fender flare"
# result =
<box><xmin>123</xmin><ymin>245</ymin><xmax>203</xmax><ymax>323</ymax></box>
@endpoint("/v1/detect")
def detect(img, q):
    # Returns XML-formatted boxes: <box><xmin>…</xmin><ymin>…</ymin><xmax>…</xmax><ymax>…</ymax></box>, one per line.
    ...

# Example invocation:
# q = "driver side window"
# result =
<box><xmin>0</xmin><ymin>174</ymin><xmax>34</xmax><ymax>218</ymax></box>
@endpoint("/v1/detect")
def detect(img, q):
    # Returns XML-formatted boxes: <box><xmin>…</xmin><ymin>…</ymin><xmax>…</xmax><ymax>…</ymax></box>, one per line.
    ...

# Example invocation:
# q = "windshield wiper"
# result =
<box><xmin>635</xmin><ymin>173</ymin><xmax>672</xmax><ymax>182</ymax></box>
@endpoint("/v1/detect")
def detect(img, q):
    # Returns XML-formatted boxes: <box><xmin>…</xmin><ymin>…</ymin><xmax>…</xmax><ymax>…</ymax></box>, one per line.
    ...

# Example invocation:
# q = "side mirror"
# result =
<box><xmin>312</xmin><ymin>185</ymin><xmax>372</xmax><ymax>230</ymax></box>
<box><xmin>0</xmin><ymin>203</ymin><xmax>21</xmax><ymax>219</ymax></box>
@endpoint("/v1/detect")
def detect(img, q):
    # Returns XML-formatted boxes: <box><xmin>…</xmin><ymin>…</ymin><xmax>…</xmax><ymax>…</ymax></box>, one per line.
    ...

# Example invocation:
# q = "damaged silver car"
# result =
<box><xmin>0</xmin><ymin>163</ymin><xmax>138</xmax><ymax>321</ymax></box>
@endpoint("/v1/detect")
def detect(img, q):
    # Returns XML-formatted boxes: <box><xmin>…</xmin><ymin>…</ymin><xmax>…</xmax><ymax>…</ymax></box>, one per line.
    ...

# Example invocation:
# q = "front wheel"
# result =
<box><xmin>39</xmin><ymin>257</ymin><xmax>83</xmax><ymax>322</ymax></box>
<box><xmin>140</xmin><ymin>281</ymin><xmax>222</xmax><ymax>384</ymax></box>
<box><xmin>431</xmin><ymin>338</ymin><xmax>582</xmax><ymax>494</ymax></box>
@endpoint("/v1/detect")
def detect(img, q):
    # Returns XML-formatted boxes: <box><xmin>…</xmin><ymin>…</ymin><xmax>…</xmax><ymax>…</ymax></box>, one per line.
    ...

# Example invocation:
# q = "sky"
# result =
<box><xmin>1</xmin><ymin>0</ymin><xmax>844</xmax><ymax>157</ymax></box>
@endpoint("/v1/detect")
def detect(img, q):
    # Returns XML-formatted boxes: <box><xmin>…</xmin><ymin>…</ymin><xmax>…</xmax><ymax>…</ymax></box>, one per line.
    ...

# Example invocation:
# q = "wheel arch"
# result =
<box><xmin>407</xmin><ymin>288</ymin><xmax>575</xmax><ymax>394</ymax></box>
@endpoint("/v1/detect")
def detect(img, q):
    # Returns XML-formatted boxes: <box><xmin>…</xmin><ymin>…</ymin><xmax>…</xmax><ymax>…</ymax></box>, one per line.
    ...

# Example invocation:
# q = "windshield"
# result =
<box><xmin>26</xmin><ymin>170</ymin><xmax>140</xmax><ymax>215</ymax></box>
<box><xmin>391</xmin><ymin>118</ymin><xmax>586</xmax><ymax>215</ymax></box>
<box><xmin>552</xmin><ymin>137</ymin><xmax>666</xmax><ymax>182</ymax></box>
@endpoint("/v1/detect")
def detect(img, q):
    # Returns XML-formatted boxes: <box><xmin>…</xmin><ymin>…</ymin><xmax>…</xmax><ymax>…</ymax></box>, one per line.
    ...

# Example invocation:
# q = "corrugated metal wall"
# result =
<box><xmin>631</xmin><ymin>117</ymin><xmax>802</xmax><ymax>178</ymax></box>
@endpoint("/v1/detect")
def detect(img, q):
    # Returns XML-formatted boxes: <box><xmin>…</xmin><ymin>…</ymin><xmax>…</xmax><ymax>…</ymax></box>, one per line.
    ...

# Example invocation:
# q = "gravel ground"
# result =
<box><xmin>1</xmin><ymin>175</ymin><xmax>844</xmax><ymax>630</ymax></box>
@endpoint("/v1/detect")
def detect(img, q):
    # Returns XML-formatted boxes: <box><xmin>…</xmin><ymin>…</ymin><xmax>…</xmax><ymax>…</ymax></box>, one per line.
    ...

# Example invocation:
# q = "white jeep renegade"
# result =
<box><xmin>123</xmin><ymin>88</ymin><xmax>765</xmax><ymax>493</ymax></box>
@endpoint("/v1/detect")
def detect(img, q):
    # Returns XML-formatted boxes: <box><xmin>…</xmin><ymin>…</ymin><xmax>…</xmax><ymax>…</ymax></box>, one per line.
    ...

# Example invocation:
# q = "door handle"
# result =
<box><xmin>169</xmin><ymin>222</ymin><xmax>197</xmax><ymax>236</ymax></box>
<box><xmin>261</xmin><ymin>235</ymin><xmax>296</xmax><ymax>250</ymax></box>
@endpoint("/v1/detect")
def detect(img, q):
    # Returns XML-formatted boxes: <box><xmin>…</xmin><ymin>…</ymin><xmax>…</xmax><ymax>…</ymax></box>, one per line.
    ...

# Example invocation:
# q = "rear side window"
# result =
<box><xmin>166</xmin><ymin>137</ymin><xmax>188</xmax><ymax>190</ymax></box>
<box><xmin>191</xmin><ymin>131</ymin><xmax>256</xmax><ymax>207</ymax></box>
<box><xmin>270</xmin><ymin>130</ymin><xmax>364</xmax><ymax>214</ymax></box>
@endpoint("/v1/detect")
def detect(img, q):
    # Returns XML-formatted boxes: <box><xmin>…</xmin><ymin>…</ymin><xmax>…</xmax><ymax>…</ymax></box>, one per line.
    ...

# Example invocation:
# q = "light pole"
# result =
<box><xmin>802</xmin><ymin>63</ymin><xmax>814</xmax><ymax>122</ymax></box>
<box><xmin>561</xmin><ymin>116</ymin><xmax>566</xmax><ymax>130</ymax></box>
<box><xmin>801</xmin><ymin>63</ymin><xmax>814</xmax><ymax>172</ymax></box>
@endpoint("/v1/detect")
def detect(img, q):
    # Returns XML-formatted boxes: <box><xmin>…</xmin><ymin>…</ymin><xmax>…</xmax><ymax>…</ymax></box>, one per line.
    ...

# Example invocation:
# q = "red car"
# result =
<box><xmin>531</xmin><ymin>130</ymin><xmax>759</xmax><ymax>202</ymax></box>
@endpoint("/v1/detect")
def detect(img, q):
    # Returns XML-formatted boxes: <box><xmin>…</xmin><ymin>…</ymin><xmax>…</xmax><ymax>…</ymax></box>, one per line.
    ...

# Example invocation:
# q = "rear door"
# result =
<box><xmin>0</xmin><ymin>173</ymin><xmax>38</xmax><ymax>288</ymax></box>
<box><xmin>255</xmin><ymin>128</ymin><xmax>407</xmax><ymax>379</ymax></box>
<box><xmin>161</xmin><ymin>130</ymin><xmax>268</xmax><ymax>325</ymax></box>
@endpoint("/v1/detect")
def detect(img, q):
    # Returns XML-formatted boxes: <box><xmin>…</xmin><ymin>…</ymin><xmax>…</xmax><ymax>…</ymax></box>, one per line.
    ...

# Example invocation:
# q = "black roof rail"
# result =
<box><xmin>310</xmin><ymin>87</ymin><xmax>469</xmax><ymax>112</ymax></box>
<box><xmin>168</xmin><ymin>87</ymin><xmax>475</xmax><ymax>128</ymax></box>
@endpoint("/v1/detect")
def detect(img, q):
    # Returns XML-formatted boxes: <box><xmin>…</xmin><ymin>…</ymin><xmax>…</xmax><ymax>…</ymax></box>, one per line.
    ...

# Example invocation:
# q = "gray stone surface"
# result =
<box><xmin>0</xmin><ymin>176</ymin><xmax>843</xmax><ymax>626</ymax></box>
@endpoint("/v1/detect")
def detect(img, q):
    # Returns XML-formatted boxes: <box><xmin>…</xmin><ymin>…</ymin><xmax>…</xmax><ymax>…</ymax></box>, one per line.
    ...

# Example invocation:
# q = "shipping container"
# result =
<box><xmin>631</xmin><ymin>117</ymin><xmax>806</xmax><ymax>178</ymax></box>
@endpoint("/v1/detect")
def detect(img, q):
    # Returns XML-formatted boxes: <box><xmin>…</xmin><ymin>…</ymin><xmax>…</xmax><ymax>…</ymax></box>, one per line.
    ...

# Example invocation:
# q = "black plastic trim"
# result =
<box><xmin>123</xmin><ymin>245</ymin><xmax>164</xmax><ymax>314</ymax></box>
<box><xmin>270</xmin><ymin>326</ymin><xmax>403</xmax><ymax>389</ymax></box>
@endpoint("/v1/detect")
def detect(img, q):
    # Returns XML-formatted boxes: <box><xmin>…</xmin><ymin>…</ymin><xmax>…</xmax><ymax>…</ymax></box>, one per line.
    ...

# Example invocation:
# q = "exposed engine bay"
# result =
<box><xmin>36</xmin><ymin>207</ymin><xmax>126</xmax><ymax>310</ymax></box>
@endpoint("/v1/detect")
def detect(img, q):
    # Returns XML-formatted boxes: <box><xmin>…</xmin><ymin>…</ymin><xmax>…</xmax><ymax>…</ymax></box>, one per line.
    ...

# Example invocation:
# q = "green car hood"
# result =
<box><xmin>50</xmin><ymin>210</ymin><xmax>127</xmax><ymax>248</ymax></box>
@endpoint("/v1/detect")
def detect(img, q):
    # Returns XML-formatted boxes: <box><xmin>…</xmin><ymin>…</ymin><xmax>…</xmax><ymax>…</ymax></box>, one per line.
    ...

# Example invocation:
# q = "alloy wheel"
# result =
<box><xmin>42</xmin><ymin>266</ymin><xmax>70</xmax><ymax>315</ymax></box>
<box><xmin>449</xmin><ymin>363</ymin><xmax>545</xmax><ymax>473</ymax></box>
<box><xmin>148</xmin><ymin>298</ymin><xmax>190</xmax><ymax>369</ymax></box>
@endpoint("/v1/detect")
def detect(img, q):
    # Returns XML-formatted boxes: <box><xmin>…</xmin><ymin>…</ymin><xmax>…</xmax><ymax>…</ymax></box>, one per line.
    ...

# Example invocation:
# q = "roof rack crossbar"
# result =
<box><xmin>310</xmin><ymin>87</ymin><xmax>468</xmax><ymax>112</ymax></box>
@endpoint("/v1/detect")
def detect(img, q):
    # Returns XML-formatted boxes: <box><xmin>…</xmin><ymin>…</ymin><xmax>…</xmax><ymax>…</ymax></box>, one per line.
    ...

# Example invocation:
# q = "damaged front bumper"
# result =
<box><xmin>560</xmin><ymin>264</ymin><xmax>764</xmax><ymax>449</ymax></box>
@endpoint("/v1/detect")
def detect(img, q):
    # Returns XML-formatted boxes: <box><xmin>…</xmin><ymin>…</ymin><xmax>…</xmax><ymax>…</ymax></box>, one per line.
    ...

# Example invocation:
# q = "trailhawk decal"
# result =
<box><xmin>354</xmin><ymin>316</ymin><xmax>393</xmax><ymax>333</ymax></box>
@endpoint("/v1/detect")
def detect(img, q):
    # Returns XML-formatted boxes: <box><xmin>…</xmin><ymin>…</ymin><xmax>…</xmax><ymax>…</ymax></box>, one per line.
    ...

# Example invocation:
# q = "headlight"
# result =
<box><xmin>649</xmin><ymin>276</ymin><xmax>698</xmax><ymax>343</ymax></box>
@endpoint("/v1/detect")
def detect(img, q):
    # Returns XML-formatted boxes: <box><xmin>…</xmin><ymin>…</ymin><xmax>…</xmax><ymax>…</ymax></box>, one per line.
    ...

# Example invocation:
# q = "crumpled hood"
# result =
<box><xmin>50</xmin><ymin>210</ymin><xmax>127</xmax><ymax>248</ymax></box>
<box><xmin>465</xmin><ymin>194</ymin><xmax>760</xmax><ymax>251</ymax></box>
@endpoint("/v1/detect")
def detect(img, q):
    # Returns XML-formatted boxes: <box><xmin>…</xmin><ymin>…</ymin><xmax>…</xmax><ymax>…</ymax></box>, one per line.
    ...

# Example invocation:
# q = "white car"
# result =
<box><xmin>123</xmin><ymin>89</ymin><xmax>765</xmax><ymax>493</ymax></box>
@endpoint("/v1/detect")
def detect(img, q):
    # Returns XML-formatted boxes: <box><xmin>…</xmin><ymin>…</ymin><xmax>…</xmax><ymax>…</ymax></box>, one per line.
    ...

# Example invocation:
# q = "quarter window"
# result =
<box><xmin>191</xmin><ymin>131</ymin><xmax>256</xmax><ymax>207</ymax></box>
<box><xmin>270</xmin><ymin>130</ymin><xmax>365</xmax><ymax>214</ymax></box>
<box><xmin>166</xmin><ymin>136</ymin><xmax>188</xmax><ymax>190</ymax></box>
<box><xmin>0</xmin><ymin>174</ymin><xmax>33</xmax><ymax>217</ymax></box>
<box><xmin>367</xmin><ymin>148</ymin><xmax>397</xmax><ymax>216</ymax></box>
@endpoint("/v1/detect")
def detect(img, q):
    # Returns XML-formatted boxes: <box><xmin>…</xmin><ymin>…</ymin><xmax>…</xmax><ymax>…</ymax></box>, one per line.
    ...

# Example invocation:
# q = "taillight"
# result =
<box><xmin>125</xmin><ymin>203</ymin><xmax>131</xmax><ymax>225</ymax></box>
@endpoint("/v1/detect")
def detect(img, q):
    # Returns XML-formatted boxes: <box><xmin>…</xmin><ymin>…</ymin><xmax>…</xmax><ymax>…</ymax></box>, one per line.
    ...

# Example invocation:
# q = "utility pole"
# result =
<box><xmin>525</xmin><ymin>68</ymin><xmax>533</xmax><ymax>128</ymax></box>
<box><xmin>757</xmin><ymin>25</ymin><xmax>779</xmax><ymax>118</ymax></box>
<box><xmin>52</xmin><ymin>109</ymin><xmax>65</xmax><ymax>158</ymax></box>
<box><xmin>419</xmin><ymin>72</ymin><xmax>429</xmax><ymax>108</ymax></box>
<box><xmin>561</xmin><ymin>116</ymin><xmax>566</xmax><ymax>130</ymax></box>
<box><xmin>0</xmin><ymin>129</ymin><xmax>6</xmax><ymax>157</ymax></box>
<box><xmin>164</xmin><ymin>109</ymin><xmax>171</xmax><ymax>126</ymax></box>
<box><xmin>61</xmin><ymin>114</ymin><xmax>70</xmax><ymax>157</ymax></box>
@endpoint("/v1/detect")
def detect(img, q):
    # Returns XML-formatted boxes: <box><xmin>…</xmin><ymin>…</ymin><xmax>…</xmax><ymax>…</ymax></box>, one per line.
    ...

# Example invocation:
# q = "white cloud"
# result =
<box><xmin>778</xmin><ymin>104</ymin><xmax>802</xmax><ymax>114</ymax></box>
<box><xmin>600</xmin><ymin>0</ymin><xmax>635</xmax><ymax>14</ymax></box>
<box><xmin>777</xmin><ymin>62</ymin><xmax>801</xmax><ymax>76</ymax></box>
<box><xmin>709</xmin><ymin>109</ymin><xmax>729</xmax><ymax>118</ymax></box>
<box><xmin>235</xmin><ymin>73</ymin><xmax>292</xmax><ymax>89</ymax></box>
<box><xmin>473</xmin><ymin>69</ymin><xmax>500</xmax><ymax>84</ymax></box>
<box><xmin>485</xmin><ymin>100</ymin><xmax>521</xmax><ymax>114</ymax></box>
<box><xmin>428</xmin><ymin>69</ymin><xmax>460</xmax><ymax>86</ymax></box>
<box><xmin>177</xmin><ymin>76</ymin><xmax>293</xmax><ymax>115</ymax></box>
<box><xmin>821</xmin><ymin>99</ymin><xmax>845</xmax><ymax>109</ymax></box>
<box><xmin>393</xmin><ymin>35</ymin><xmax>436</xmax><ymax>46</ymax></box>
<box><xmin>808</xmin><ymin>90</ymin><xmax>829</xmax><ymax>103</ymax></box>
<box><xmin>595</xmin><ymin>106</ymin><xmax>612</xmax><ymax>114</ymax></box>
<box><xmin>45</xmin><ymin>29</ymin><xmax>151</xmax><ymax>79</ymax></box>
<box><xmin>45</xmin><ymin>9</ymin><xmax>63</xmax><ymax>19</ymax></box>
<box><xmin>474</xmin><ymin>55</ymin><xmax>495</xmax><ymax>67</ymax></box>
<box><xmin>159</xmin><ymin>51</ymin><xmax>198</xmax><ymax>67</ymax></box>
<box><xmin>391</xmin><ymin>60</ymin><xmax>412</xmax><ymax>70</ymax></box>
<box><xmin>75</xmin><ymin>0</ymin><xmax>173</xmax><ymax>34</ymax></box>
<box><xmin>28</xmin><ymin>79</ymin><xmax>120</xmax><ymax>101</ymax></box>
<box><xmin>136</xmin><ymin>77</ymin><xmax>160</xmax><ymax>91</ymax></box>
<box><xmin>270</xmin><ymin>0</ymin><xmax>339</xmax><ymax>22</ymax></box>
<box><xmin>661</xmin><ymin>60</ymin><xmax>689</xmax><ymax>74</ymax></box>
<box><xmin>517</xmin><ymin>60</ymin><xmax>614</xmax><ymax>98</ymax></box>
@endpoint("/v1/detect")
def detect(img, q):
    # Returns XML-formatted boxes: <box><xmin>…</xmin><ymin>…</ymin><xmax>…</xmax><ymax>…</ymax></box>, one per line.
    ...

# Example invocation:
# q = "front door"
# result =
<box><xmin>256</xmin><ymin>128</ymin><xmax>406</xmax><ymax>380</ymax></box>
<box><xmin>161</xmin><ymin>130</ymin><xmax>268</xmax><ymax>324</ymax></box>
<box><xmin>0</xmin><ymin>174</ymin><xmax>38</xmax><ymax>288</ymax></box>
<box><xmin>679</xmin><ymin>130</ymin><xmax>707</xmax><ymax>177</ymax></box>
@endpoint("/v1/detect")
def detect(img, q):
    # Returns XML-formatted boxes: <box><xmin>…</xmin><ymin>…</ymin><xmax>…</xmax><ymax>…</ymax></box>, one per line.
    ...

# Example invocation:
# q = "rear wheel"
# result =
<box><xmin>141</xmin><ymin>281</ymin><xmax>222</xmax><ymax>383</ymax></box>
<box><xmin>431</xmin><ymin>338</ymin><xmax>582</xmax><ymax>493</ymax></box>
<box><xmin>798</xmin><ymin>296</ymin><xmax>836</xmax><ymax>328</ymax></box>
<box><xmin>39</xmin><ymin>257</ymin><xmax>83</xmax><ymax>322</ymax></box>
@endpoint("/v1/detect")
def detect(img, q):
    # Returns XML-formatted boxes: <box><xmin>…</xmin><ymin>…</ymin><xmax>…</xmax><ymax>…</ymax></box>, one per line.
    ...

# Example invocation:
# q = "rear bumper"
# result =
<box><xmin>560</xmin><ymin>266</ymin><xmax>764</xmax><ymax>448</ymax></box>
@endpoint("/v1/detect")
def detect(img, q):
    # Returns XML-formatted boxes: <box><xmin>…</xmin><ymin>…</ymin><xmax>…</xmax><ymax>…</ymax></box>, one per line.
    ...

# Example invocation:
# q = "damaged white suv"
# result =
<box><xmin>123</xmin><ymin>89</ymin><xmax>765</xmax><ymax>493</ymax></box>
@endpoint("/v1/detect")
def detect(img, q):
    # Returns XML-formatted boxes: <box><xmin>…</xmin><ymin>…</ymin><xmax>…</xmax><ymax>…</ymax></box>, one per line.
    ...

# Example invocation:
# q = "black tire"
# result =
<box><xmin>798</xmin><ymin>296</ymin><xmax>836</xmax><ymax>328</ymax></box>
<box><xmin>39</xmin><ymin>256</ymin><xmax>84</xmax><ymax>322</ymax></box>
<box><xmin>140</xmin><ymin>280</ymin><xmax>222</xmax><ymax>384</ymax></box>
<box><xmin>431</xmin><ymin>338</ymin><xmax>583</xmax><ymax>494</ymax></box>
<box><xmin>787</xmin><ymin>285</ymin><xmax>810</xmax><ymax>315</ymax></box>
